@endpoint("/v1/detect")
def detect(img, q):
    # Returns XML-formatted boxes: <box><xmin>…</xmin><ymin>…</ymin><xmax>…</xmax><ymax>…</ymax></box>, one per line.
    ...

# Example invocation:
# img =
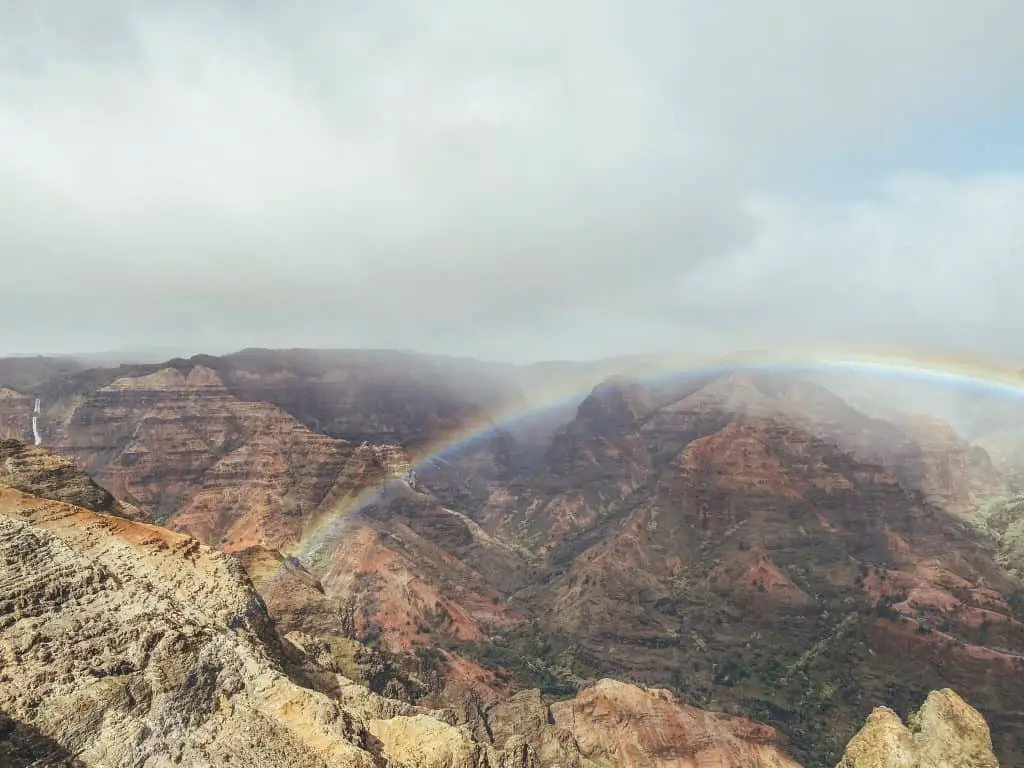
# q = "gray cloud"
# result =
<box><xmin>2</xmin><ymin>1</ymin><xmax>1024</xmax><ymax>362</ymax></box>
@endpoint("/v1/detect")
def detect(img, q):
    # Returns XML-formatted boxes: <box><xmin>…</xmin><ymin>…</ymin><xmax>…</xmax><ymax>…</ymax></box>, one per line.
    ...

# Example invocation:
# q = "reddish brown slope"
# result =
<box><xmin>481</xmin><ymin>375</ymin><xmax>1024</xmax><ymax>765</ymax></box>
<box><xmin>306</xmin><ymin>483</ymin><xmax>531</xmax><ymax>653</ymax></box>
<box><xmin>44</xmin><ymin>364</ymin><xmax>355</xmax><ymax>543</ymax></box>
<box><xmin>668</xmin><ymin>373</ymin><xmax>1012</xmax><ymax>516</ymax></box>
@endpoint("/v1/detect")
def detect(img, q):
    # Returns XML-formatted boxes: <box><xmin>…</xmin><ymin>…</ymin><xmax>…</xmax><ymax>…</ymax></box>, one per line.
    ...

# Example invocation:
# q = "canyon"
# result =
<box><xmin>0</xmin><ymin>479</ymin><xmax>806</xmax><ymax>767</ymax></box>
<box><xmin>0</xmin><ymin>459</ymin><xmax>1002</xmax><ymax>767</ymax></box>
<box><xmin>0</xmin><ymin>349</ymin><xmax>1022</xmax><ymax>766</ymax></box>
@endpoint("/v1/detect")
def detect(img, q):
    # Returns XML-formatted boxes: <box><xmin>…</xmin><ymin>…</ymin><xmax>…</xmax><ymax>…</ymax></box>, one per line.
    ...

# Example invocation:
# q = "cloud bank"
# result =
<box><xmin>1</xmin><ymin>1</ymin><xmax>1023</xmax><ymax>362</ymax></box>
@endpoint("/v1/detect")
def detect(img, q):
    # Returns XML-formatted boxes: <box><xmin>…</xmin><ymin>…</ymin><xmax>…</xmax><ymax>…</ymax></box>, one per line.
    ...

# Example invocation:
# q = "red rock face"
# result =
<box><xmin>309</xmin><ymin>491</ymin><xmax>530</xmax><ymax>652</ymax></box>
<box><xmin>550</xmin><ymin>679</ymin><xmax>801</xmax><ymax>768</ymax></box>
<box><xmin>642</xmin><ymin>373</ymin><xmax>1012</xmax><ymax>517</ymax></box>
<box><xmin>678</xmin><ymin>422</ymin><xmax>805</xmax><ymax>500</ymax></box>
<box><xmin>47</xmin><ymin>365</ymin><xmax>356</xmax><ymax>542</ymax></box>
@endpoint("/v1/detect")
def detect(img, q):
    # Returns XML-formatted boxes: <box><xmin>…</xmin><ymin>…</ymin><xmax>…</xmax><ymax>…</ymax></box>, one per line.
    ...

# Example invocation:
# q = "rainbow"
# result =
<box><xmin>290</xmin><ymin>344</ymin><xmax>1024</xmax><ymax>563</ymax></box>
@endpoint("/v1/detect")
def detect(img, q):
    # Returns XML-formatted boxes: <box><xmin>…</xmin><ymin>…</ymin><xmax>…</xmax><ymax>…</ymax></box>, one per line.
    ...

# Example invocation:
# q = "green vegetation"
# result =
<box><xmin>975</xmin><ymin>495</ymin><xmax>1024</xmax><ymax>578</ymax></box>
<box><xmin>442</xmin><ymin>626</ymin><xmax>585</xmax><ymax>698</ymax></box>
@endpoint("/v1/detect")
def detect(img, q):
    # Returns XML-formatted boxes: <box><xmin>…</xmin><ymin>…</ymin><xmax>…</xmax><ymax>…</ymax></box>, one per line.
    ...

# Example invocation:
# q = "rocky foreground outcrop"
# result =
<box><xmin>0</xmin><ymin>486</ymin><xmax>536</xmax><ymax>768</ymax></box>
<box><xmin>0</xmin><ymin>439</ymin><xmax>148</xmax><ymax>522</ymax></box>
<box><xmin>835</xmin><ymin>688</ymin><xmax>999</xmax><ymax>767</ymax></box>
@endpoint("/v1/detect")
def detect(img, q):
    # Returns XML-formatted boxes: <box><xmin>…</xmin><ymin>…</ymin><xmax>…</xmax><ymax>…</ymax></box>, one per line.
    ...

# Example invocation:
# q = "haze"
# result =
<box><xmin>2</xmin><ymin>1</ymin><xmax>1023</xmax><ymax>363</ymax></box>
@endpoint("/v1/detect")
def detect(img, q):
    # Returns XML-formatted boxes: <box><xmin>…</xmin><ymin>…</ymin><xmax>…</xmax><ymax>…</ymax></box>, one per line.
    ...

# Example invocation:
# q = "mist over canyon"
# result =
<box><xmin>0</xmin><ymin>347</ymin><xmax>1021</xmax><ymax>766</ymax></box>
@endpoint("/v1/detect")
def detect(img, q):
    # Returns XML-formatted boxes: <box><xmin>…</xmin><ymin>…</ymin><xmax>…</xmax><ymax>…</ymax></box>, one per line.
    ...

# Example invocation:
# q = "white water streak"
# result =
<box><xmin>31</xmin><ymin>398</ymin><xmax>41</xmax><ymax>446</ymax></box>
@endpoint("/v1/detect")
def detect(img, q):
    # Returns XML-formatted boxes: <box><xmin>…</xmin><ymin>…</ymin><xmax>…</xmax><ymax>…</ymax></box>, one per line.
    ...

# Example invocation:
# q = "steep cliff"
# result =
<box><xmin>0</xmin><ymin>389</ymin><xmax>33</xmax><ymax>443</ymax></box>
<box><xmin>42</xmin><ymin>364</ymin><xmax>358</xmax><ymax>545</ymax></box>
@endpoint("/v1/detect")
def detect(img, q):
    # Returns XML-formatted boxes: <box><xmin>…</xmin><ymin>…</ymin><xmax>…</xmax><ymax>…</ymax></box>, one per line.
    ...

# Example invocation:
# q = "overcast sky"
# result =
<box><xmin>2</xmin><ymin>1</ymin><xmax>1023</xmax><ymax>363</ymax></box>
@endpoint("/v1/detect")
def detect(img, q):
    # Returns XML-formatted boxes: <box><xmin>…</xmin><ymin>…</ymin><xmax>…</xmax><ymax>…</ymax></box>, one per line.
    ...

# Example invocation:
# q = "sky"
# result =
<box><xmin>1</xmin><ymin>1</ymin><xmax>1023</xmax><ymax>364</ymax></box>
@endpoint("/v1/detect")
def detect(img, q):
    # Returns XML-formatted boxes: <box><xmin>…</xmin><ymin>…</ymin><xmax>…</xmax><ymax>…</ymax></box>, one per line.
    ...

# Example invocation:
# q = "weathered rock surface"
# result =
<box><xmin>836</xmin><ymin>688</ymin><xmax>998</xmax><ymax>767</ymax></box>
<box><xmin>480</xmin><ymin>680</ymin><xmax>801</xmax><ymax>768</ymax></box>
<box><xmin>549</xmin><ymin>679</ymin><xmax>801</xmax><ymax>768</ymax></box>
<box><xmin>0</xmin><ymin>486</ymin><xmax>537</xmax><ymax>768</ymax></box>
<box><xmin>0</xmin><ymin>439</ymin><xmax>148</xmax><ymax>521</ymax></box>
<box><xmin>369</xmin><ymin>716</ymin><xmax>533</xmax><ymax>768</ymax></box>
<box><xmin>484</xmin><ymin>688</ymin><xmax>586</xmax><ymax>767</ymax></box>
